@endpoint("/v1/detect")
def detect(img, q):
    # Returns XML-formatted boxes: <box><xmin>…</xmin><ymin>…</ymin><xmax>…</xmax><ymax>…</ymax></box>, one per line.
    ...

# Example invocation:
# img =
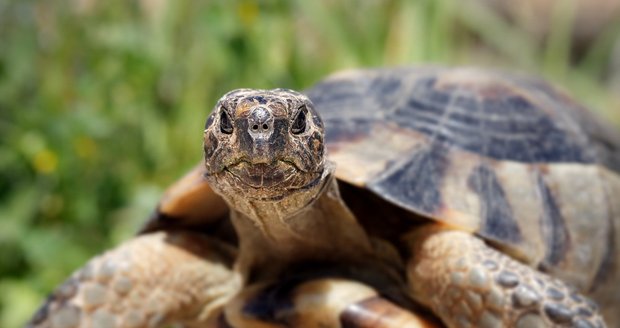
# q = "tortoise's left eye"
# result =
<box><xmin>291</xmin><ymin>106</ymin><xmax>307</xmax><ymax>135</ymax></box>
<box><xmin>220</xmin><ymin>110</ymin><xmax>233</xmax><ymax>134</ymax></box>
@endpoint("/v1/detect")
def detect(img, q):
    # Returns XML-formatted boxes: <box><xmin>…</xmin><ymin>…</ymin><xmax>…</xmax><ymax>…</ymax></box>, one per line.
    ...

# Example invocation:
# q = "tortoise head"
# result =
<box><xmin>203</xmin><ymin>89</ymin><xmax>329</xmax><ymax>213</ymax></box>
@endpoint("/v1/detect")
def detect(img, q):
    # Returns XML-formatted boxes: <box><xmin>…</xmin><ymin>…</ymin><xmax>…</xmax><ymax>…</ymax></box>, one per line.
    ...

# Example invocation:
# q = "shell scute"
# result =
<box><xmin>369</xmin><ymin>143</ymin><xmax>448</xmax><ymax>216</ymax></box>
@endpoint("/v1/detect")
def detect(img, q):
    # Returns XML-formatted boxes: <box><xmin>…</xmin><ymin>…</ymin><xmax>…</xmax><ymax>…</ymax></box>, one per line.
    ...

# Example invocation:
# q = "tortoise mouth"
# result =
<box><xmin>206</xmin><ymin>157</ymin><xmax>327</xmax><ymax>202</ymax></box>
<box><xmin>225</xmin><ymin>160</ymin><xmax>301</xmax><ymax>189</ymax></box>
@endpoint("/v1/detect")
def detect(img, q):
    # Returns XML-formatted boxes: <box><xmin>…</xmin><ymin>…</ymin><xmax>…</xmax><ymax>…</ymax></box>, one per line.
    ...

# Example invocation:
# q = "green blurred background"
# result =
<box><xmin>1</xmin><ymin>0</ymin><xmax>619</xmax><ymax>326</ymax></box>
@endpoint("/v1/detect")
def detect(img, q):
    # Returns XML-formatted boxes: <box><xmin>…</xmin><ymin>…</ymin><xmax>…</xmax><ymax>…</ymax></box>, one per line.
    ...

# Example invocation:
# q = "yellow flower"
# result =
<box><xmin>73</xmin><ymin>136</ymin><xmax>97</xmax><ymax>160</ymax></box>
<box><xmin>237</xmin><ymin>0</ymin><xmax>258</xmax><ymax>27</ymax></box>
<box><xmin>33</xmin><ymin>149</ymin><xmax>58</xmax><ymax>175</ymax></box>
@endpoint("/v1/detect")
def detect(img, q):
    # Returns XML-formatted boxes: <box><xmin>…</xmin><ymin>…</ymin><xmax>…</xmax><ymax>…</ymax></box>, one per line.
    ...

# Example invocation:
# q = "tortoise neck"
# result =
<box><xmin>230</xmin><ymin>172</ymin><xmax>375</xmax><ymax>280</ymax></box>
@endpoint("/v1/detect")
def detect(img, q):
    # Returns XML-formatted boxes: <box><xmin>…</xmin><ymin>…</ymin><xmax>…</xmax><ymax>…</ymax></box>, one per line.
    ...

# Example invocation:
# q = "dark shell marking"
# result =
<box><xmin>370</xmin><ymin>143</ymin><xmax>448</xmax><ymax>215</ymax></box>
<box><xmin>467</xmin><ymin>165</ymin><xmax>522</xmax><ymax>245</ymax></box>
<box><xmin>536</xmin><ymin>174</ymin><xmax>569</xmax><ymax>268</ymax></box>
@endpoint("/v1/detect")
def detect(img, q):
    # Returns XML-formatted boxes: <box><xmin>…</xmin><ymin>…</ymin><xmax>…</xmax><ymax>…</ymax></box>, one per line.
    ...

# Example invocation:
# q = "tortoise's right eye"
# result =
<box><xmin>220</xmin><ymin>110</ymin><xmax>233</xmax><ymax>134</ymax></box>
<box><xmin>291</xmin><ymin>105</ymin><xmax>307</xmax><ymax>135</ymax></box>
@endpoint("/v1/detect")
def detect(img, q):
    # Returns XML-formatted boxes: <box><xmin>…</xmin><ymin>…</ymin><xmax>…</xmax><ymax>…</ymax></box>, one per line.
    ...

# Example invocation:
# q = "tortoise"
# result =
<box><xmin>28</xmin><ymin>66</ymin><xmax>620</xmax><ymax>328</ymax></box>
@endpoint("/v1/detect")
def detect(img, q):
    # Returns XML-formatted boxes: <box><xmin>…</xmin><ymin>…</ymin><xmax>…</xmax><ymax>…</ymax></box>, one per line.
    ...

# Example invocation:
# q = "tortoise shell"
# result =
<box><xmin>305</xmin><ymin>66</ymin><xmax>620</xmax><ymax>298</ymax></box>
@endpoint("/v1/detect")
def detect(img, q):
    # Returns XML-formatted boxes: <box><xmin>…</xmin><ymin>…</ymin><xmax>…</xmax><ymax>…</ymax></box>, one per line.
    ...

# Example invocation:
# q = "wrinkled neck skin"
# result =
<box><xmin>218</xmin><ymin>162</ymin><xmax>378</xmax><ymax>281</ymax></box>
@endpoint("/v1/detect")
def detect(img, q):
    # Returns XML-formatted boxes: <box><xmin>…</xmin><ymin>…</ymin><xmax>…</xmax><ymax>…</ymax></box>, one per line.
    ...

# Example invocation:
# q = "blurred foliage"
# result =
<box><xmin>0</xmin><ymin>0</ymin><xmax>619</xmax><ymax>326</ymax></box>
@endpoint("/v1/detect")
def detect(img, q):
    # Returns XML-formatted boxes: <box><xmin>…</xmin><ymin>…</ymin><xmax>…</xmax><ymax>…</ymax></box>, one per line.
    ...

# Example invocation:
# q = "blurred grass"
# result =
<box><xmin>0</xmin><ymin>0</ymin><xmax>619</xmax><ymax>327</ymax></box>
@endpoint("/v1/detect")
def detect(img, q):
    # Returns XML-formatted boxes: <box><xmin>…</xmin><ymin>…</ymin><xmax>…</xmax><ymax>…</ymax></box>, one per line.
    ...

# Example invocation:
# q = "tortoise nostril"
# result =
<box><xmin>248</xmin><ymin>106</ymin><xmax>273</xmax><ymax>135</ymax></box>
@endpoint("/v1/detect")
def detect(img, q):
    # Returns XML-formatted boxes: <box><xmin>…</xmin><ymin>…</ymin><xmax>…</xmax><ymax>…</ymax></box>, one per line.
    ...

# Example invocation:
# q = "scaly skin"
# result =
<box><xmin>405</xmin><ymin>225</ymin><xmax>606</xmax><ymax>328</ymax></box>
<box><xmin>27</xmin><ymin>231</ymin><xmax>240</xmax><ymax>328</ymax></box>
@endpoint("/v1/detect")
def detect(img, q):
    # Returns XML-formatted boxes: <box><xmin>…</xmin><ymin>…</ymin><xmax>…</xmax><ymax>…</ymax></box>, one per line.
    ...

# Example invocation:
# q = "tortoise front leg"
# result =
<box><xmin>404</xmin><ymin>224</ymin><xmax>605</xmax><ymax>328</ymax></box>
<box><xmin>222</xmin><ymin>278</ymin><xmax>440</xmax><ymax>328</ymax></box>
<box><xmin>27</xmin><ymin>231</ymin><xmax>240</xmax><ymax>328</ymax></box>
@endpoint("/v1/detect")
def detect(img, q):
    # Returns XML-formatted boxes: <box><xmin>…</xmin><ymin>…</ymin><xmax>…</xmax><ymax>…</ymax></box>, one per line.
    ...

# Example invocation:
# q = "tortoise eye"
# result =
<box><xmin>220</xmin><ymin>110</ymin><xmax>233</xmax><ymax>134</ymax></box>
<box><xmin>291</xmin><ymin>106</ymin><xmax>307</xmax><ymax>135</ymax></box>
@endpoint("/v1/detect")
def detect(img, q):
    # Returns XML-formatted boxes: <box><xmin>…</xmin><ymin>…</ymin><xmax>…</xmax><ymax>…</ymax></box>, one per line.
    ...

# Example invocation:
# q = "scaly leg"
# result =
<box><xmin>404</xmin><ymin>224</ymin><xmax>605</xmax><ymax>328</ymax></box>
<box><xmin>27</xmin><ymin>231</ymin><xmax>240</xmax><ymax>328</ymax></box>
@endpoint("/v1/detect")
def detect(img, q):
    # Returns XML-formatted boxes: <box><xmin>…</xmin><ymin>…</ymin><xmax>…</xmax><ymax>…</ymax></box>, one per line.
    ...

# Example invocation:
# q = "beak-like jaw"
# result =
<box><xmin>209</xmin><ymin>160</ymin><xmax>326</xmax><ymax>202</ymax></box>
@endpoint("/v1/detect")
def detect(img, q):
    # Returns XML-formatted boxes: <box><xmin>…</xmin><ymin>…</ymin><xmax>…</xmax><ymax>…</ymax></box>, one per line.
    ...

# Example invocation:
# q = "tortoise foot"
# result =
<box><xmin>405</xmin><ymin>225</ymin><xmax>606</xmax><ymax>328</ymax></box>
